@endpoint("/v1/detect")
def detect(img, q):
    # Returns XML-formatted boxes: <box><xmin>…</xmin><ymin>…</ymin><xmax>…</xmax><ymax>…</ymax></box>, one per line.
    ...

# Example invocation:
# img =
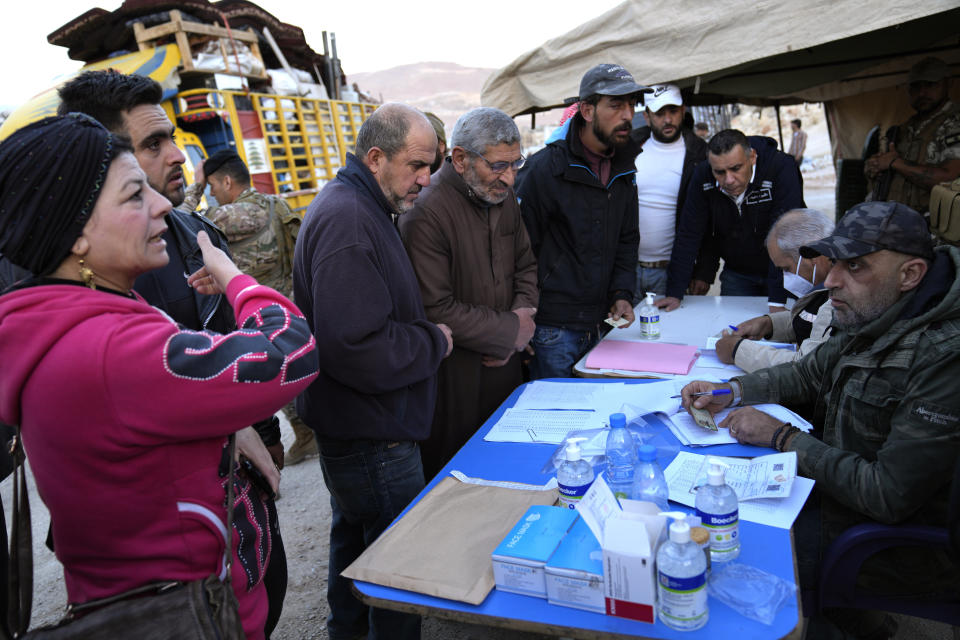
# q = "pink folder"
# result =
<box><xmin>584</xmin><ymin>340</ymin><xmax>700</xmax><ymax>375</ymax></box>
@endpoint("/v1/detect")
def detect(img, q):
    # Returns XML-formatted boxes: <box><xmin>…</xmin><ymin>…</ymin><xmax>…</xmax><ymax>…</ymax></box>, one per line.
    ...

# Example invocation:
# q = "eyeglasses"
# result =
<box><xmin>467</xmin><ymin>150</ymin><xmax>526</xmax><ymax>174</ymax></box>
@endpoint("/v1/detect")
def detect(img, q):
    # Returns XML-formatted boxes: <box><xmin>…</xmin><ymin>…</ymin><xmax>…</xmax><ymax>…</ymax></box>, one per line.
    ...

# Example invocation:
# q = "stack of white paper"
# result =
<box><xmin>483</xmin><ymin>380</ymin><xmax>812</xmax><ymax>448</ymax></box>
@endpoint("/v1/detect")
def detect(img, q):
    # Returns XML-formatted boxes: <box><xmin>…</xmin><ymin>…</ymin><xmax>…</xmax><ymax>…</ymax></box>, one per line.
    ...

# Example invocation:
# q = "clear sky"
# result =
<box><xmin>0</xmin><ymin>0</ymin><xmax>624</xmax><ymax>111</ymax></box>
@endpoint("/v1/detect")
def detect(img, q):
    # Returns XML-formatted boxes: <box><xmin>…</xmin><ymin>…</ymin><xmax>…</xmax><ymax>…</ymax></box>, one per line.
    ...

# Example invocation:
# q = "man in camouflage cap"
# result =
<box><xmin>681</xmin><ymin>201</ymin><xmax>960</xmax><ymax>637</ymax></box>
<box><xmin>185</xmin><ymin>150</ymin><xmax>318</xmax><ymax>464</ymax></box>
<box><xmin>865</xmin><ymin>56</ymin><xmax>960</xmax><ymax>213</ymax></box>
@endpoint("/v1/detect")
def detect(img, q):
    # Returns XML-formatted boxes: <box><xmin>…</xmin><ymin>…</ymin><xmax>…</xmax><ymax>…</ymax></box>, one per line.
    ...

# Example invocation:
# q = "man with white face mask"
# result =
<box><xmin>716</xmin><ymin>208</ymin><xmax>835</xmax><ymax>372</ymax></box>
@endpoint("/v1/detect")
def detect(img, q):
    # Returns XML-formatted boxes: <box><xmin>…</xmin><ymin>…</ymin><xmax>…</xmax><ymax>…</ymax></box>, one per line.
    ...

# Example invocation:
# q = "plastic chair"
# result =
<box><xmin>815</xmin><ymin>457</ymin><xmax>960</xmax><ymax>632</ymax></box>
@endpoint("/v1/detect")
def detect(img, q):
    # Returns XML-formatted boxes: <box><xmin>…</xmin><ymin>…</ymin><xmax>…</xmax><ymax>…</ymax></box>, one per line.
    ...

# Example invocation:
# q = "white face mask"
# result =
<box><xmin>783</xmin><ymin>257</ymin><xmax>816</xmax><ymax>298</ymax></box>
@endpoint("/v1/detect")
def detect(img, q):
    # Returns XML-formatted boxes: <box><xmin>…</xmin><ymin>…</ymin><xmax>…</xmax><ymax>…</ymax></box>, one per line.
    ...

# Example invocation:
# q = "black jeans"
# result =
<box><xmin>318</xmin><ymin>438</ymin><xmax>424</xmax><ymax>640</ymax></box>
<box><xmin>262</xmin><ymin>518</ymin><xmax>286</xmax><ymax>639</ymax></box>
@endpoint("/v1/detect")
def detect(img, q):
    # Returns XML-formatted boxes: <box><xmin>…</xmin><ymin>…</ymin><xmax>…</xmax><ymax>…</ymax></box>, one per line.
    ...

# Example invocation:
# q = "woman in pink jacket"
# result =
<box><xmin>0</xmin><ymin>114</ymin><xmax>319</xmax><ymax>639</ymax></box>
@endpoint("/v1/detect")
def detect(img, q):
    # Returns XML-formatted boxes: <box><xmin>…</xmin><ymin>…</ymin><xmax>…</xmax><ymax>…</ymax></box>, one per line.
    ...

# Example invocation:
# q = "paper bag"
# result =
<box><xmin>342</xmin><ymin>476</ymin><xmax>558</xmax><ymax>604</ymax></box>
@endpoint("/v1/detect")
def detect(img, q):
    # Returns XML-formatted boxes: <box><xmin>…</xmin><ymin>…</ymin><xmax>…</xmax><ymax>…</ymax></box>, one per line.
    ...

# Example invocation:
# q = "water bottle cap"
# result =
<box><xmin>609</xmin><ymin>413</ymin><xmax>626</xmax><ymax>429</ymax></box>
<box><xmin>637</xmin><ymin>444</ymin><xmax>657</xmax><ymax>462</ymax></box>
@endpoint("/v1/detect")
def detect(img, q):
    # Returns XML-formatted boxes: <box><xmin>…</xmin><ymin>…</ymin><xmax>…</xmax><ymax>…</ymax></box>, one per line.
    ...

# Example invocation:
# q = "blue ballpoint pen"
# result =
<box><xmin>670</xmin><ymin>389</ymin><xmax>732</xmax><ymax>398</ymax></box>
<box><xmin>728</xmin><ymin>324</ymin><xmax>739</xmax><ymax>332</ymax></box>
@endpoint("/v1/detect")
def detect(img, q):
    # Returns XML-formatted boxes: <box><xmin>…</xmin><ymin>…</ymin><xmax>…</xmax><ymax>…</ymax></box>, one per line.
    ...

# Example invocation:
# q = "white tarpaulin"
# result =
<box><xmin>481</xmin><ymin>0</ymin><xmax>960</xmax><ymax>116</ymax></box>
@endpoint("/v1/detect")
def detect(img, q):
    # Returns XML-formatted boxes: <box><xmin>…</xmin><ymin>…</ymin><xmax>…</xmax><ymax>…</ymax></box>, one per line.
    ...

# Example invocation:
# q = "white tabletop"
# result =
<box><xmin>574</xmin><ymin>295</ymin><xmax>770</xmax><ymax>378</ymax></box>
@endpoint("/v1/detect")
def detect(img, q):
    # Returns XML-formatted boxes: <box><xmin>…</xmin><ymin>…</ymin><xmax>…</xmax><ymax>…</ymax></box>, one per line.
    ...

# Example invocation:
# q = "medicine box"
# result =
<box><xmin>544</xmin><ymin>517</ymin><xmax>605</xmax><ymax>613</ymax></box>
<box><xmin>492</xmin><ymin>505</ymin><xmax>579</xmax><ymax>598</ymax></box>
<box><xmin>577</xmin><ymin>474</ymin><xmax>667</xmax><ymax>623</ymax></box>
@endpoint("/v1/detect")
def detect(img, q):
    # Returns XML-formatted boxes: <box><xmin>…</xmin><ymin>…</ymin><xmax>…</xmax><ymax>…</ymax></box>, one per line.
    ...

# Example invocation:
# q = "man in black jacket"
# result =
<box><xmin>516</xmin><ymin>64</ymin><xmax>643</xmax><ymax>378</ymax></box>
<box><xmin>658</xmin><ymin>129</ymin><xmax>804</xmax><ymax>312</ymax></box>
<box><xmin>630</xmin><ymin>84</ymin><xmax>707</xmax><ymax>298</ymax></box>
<box><xmin>294</xmin><ymin>103</ymin><xmax>452</xmax><ymax>640</ymax></box>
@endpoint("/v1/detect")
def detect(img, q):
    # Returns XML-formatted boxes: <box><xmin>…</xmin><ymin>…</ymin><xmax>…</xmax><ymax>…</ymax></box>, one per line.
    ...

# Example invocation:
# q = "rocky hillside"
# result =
<box><xmin>350</xmin><ymin>62</ymin><xmax>495</xmax><ymax>137</ymax></box>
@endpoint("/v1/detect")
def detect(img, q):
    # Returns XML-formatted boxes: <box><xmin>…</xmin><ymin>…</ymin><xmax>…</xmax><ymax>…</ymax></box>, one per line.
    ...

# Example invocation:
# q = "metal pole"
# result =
<box><xmin>774</xmin><ymin>101</ymin><xmax>785</xmax><ymax>150</ymax></box>
<box><xmin>330</xmin><ymin>33</ymin><xmax>341</xmax><ymax>100</ymax></box>
<box><xmin>322</xmin><ymin>31</ymin><xmax>335</xmax><ymax>99</ymax></box>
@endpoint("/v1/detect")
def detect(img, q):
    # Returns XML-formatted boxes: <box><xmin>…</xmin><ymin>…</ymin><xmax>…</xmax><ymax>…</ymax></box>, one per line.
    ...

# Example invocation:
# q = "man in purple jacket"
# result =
<box><xmin>293</xmin><ymin>103</ymin><xmax>452</xmax><ymax>640</ymax></box>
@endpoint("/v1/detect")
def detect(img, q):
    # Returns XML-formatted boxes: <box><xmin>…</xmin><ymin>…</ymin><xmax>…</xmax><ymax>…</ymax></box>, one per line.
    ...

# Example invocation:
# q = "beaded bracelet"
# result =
<box><xmin>777</xmin><ymin>425</ymin><xmax>801</xmax><ymax>451</ymax></box>
<box><xmin>770</xmin><ymin>422</ymin><xmax>788</xmax><ymax>450</ymax></box>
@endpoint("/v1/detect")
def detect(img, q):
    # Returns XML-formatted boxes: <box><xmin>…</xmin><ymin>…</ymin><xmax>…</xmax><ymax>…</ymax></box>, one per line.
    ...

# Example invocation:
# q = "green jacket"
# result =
<box><xmin>736</xmin><ymin>245</ymin><xmax>960</xmax><ymax>594</ymax></box>
<box><xmin>184</xmin><ymin>185</ymin><xmax>300</xmax><ymax>294</ymax></box>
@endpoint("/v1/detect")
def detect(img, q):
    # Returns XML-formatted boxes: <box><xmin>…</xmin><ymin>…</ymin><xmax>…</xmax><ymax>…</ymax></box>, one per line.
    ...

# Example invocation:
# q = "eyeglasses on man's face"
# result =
<box><xmin>467</xmin><ymin>150</ymin><xmax>526</xmax><ymax>174</ymax></box>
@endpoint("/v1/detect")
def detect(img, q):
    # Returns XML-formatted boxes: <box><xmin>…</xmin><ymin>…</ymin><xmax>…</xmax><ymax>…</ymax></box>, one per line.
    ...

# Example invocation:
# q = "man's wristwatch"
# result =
<box><xmin>728</xmin><ymin>379</ymin><xmax>742</xmax><ymax>407</ymax></box>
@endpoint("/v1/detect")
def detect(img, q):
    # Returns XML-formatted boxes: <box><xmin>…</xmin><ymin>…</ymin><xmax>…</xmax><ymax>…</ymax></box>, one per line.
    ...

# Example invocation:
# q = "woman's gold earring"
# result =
<box><xmin>78</xmin><ymin>258</ymin><xmax>96</xmax><ymax>289</ymax></box>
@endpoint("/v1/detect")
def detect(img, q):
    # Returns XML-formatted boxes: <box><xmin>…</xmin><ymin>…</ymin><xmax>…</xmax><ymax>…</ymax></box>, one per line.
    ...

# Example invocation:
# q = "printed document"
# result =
<box><xmin>663</xmin><ymin>451</ymin><xmax>814</xmax><ymax>528</ymax></box>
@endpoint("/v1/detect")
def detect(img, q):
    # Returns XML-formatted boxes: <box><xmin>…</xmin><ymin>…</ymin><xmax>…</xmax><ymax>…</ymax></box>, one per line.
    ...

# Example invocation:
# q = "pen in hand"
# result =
<box><xmin>670</xmin><ymin>389</ymin><xmax>733</xmax><ymax>399</ymax></box>
<box><xmin>728</xmin><ymin>325</ymin><xmax>739</xmax><ymax>332</ymax></box>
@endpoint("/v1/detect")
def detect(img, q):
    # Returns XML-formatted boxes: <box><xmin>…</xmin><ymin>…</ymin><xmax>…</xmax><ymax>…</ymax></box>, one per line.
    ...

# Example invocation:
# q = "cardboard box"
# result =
<box><xmin>544</xmin><ymin>517</ymin><xmax>605</xmax><ymax>613</ymax></box>
<box><xmin>492</xmin><ymin>505</ymin><xmax>579</xmax><ymax>598</ymax></box>
<box><xmin>576</xmin><ymin>474</ymin><xmax>667</xmax><ymax>623</ymax></box>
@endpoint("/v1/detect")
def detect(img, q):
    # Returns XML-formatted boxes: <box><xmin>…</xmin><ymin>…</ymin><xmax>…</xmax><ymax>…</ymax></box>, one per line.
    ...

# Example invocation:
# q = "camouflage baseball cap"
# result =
<box><xmin>800</xmin><ymin>201</ymin><xmax>934</xmax><ymax>261</ymax></box>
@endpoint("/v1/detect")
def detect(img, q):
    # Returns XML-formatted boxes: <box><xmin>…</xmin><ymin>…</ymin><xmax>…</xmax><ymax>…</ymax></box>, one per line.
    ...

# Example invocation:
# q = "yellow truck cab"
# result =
<box><xmin>0</xmin><ymin>5</ymin><xmax>376</xmax><ymax>213</ymax></box>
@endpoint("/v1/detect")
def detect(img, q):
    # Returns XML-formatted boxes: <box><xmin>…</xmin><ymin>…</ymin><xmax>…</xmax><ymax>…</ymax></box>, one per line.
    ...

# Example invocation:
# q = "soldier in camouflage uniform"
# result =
<box><xmin>866</xmin><ymin>57</ymin><xmax>960</xmax><ymax>214</ymax></box>
<box><xmin>683</xmin><ymin>201</ymin><xmax>960</xmax><ymax>638</ymax></box>
<box><xmin>186</xmin><ymin>150</ymin><xmax>319</xmax><ymax>465</ymax></box>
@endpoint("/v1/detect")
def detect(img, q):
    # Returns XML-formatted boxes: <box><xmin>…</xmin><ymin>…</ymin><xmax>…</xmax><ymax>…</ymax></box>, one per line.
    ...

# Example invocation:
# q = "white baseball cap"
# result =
<box><xmin>644</xmin><ymin>84</ymin><xmax>683</xmax><ymax>112</ymax></box>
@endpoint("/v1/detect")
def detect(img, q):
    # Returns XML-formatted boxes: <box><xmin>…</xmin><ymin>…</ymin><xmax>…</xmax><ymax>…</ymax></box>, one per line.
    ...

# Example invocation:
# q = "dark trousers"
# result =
<box><xmin>719</xmin><ymin>268</ymin><xmax>768</xmax><ymax>296</ymax></box>
<box><xmin>529</xmin><ymin>325</ymin><xmax>602</xmax><ymax>379</ymax></box>
<box><xmin>795</xmin><ymin>491</ymin><xmax>896</xmax><ymax>639</ymax></box>
<box><xmin>262</xmin><ymin>518</ymin><xmax>286</xmax><ymax>638</ymax></box>
<box><xmin>318</xmin><ymin>438</ymin><xmax>424</xmax><ymax>640</ymax></box>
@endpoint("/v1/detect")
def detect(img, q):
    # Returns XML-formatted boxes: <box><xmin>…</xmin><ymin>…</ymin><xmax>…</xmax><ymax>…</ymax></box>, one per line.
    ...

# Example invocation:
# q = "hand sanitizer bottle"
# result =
<box><xmin>695</xmin><ymin>457</ymin><xmax>740</xmax><ymax>563</ymax></box>
<box><xmin>557</xmin><ymin>437</ymin><xmax>594</xmax><ymax>509</ymax></box>
<box><xmin>638</xmin><ymin>292</ymin><xmax>661</xmax><ymax>339</ymax></box>
<box><xmin>657</xmin><ymin>512</ymin><xmax>709</xmax><ymax>631</ymax></box>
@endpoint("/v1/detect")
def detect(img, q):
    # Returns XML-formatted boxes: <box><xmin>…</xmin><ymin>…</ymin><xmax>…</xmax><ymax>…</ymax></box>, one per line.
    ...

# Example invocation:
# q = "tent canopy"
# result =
<box><xmin>481</xmin><ymin>0</ymin><xmax>960</xmax><ymax>115</ymax></box>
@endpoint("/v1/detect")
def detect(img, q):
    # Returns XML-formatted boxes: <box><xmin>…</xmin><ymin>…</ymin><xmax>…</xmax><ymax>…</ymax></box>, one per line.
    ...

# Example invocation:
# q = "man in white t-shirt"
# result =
<box><xmin>630</xmin><ymin>84</ymin><xmax>707</xmax><ymax>298</ymax></box>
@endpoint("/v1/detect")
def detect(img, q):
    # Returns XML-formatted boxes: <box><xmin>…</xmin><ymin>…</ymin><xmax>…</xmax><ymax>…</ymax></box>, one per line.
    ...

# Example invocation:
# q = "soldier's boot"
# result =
<box><xmin>286</xmin><ymin>419</ymin><xmax>318</xmax><ymax>465</ymax></box>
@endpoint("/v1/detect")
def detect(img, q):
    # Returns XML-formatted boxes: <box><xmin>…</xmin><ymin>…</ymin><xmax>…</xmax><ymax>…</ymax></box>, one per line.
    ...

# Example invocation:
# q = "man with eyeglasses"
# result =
<box><xmin>400</xmin><ymin>107</ymin><xmax>538</xmax><ymax>479</ymax></box>
<box><xmin>516</xmin><ymin>63</ymin><xmax>644</xmax><ymax>378</ymax></box>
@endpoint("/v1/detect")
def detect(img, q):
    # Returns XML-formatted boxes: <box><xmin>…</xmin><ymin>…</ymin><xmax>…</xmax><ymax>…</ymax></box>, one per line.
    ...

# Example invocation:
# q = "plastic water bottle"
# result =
<box><xmin>657</xmin><ymin>512</ymin><xmax>709</xmax><ymax>631</ymax></box>
<box><xmin>638</xmin><ymin>291</ymin><xmax>661</xmax><ymax>339</ymax></box>
<box><xmin>557</xmin><ymin>437</ymin><xmax>594</xmax><ymax>509</ymax></box>
<box><xmin>695</xmin><ymin>457</ymin><xmax>740</xmax><ymax>563</ymax></box>
<box><xmin>604</xmin><ymin>413</ymin><xmax>636</xmax><ymax>501</ymax></box>
<box><xmin>632</xmin><ymin>444</ymin><xmax>669</xmax><ymax>511</ymax></box>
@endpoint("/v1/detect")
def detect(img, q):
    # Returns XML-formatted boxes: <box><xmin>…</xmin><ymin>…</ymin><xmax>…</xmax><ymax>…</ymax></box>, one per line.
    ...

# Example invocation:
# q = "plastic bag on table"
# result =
<box><xmin>708</xmin><ymin>562</ymin><xmax>797</xmax><ymax>625</ymax></box>
<box><xmin>539</xmin><ymin>408</ymin><xmax>681</xmax><ymax>475</ymax></box>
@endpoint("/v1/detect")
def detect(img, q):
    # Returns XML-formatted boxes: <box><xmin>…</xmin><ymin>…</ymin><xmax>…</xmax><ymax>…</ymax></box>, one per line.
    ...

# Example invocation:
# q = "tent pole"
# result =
<box><xmin>774</xmin><ymin>101</ymin><xmax>785</xmax><ymax>150</ymax></box>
